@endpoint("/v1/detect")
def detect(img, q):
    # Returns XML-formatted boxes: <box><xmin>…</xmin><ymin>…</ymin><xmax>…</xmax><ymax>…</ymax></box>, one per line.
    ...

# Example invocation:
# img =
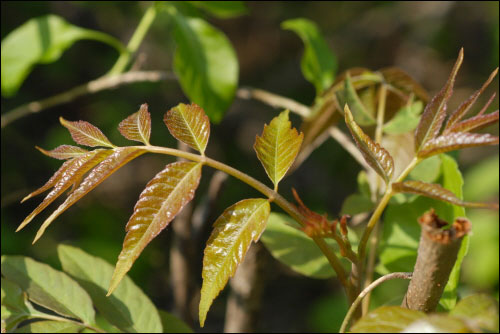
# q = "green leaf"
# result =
<box><xmin>1</xmin><ymin>15</ymin><xmax>124</xmax><ymax>97</ymax></box>
<box><xmin>341</xmin><ymin>194</ymin><xmax>374</xmax><ymax>215</ymax></box>
<box><xmin>350</xmin><ymin>306</ymin><xmax>425</xmax><ymax>333</ymax></box>
<box><xmin>109</xmin><ymin>162</ymin><xmax>202</xmax><ymax>295</ymax></box>
<box><xmin>1</xmin><ymin>278</ymin><xmax>31</xmax><ymax>331</ymax></box>
<box><xmin>1</xmin><ymin>256</ymin><xmax>95</xmax><ymax>325</ymax></box>
<box><xmin>282</xmin><ymin>18</ymin><xmax>337</xmax><ymax>95</ymax></box>
<box><xmin>118</xmin><ymin>104</ymin><xmax>152</xmax><ymax>146</ymax></box>
<box><xmin>158</xmin><ymin>310</ymin><xmax>193</xmax><ymax>333</ymax></box>
<box><xmin>418</xmin><ymin>132</ymin><xmax>499</xmax><ymax>158</ymax></box>
<box><xmin>408</xmin><ymin>155</ymin><xmax>442</xmax><ymax>183</ymax></box>
<box><xmin>14</xmin><ymin>321</ymin><xmax>83</xmax><ymax>333</ymax></box>
<box><xmin>383</xmin><ymin>101</ymin><xmax>423</xmax><ymax>134</ymax></box>
<box><xmin>60</xmin><ymin>117</ymin><xmax>115</xmax><ymax>148</ymax></box>
<box><xmin>164</xmin><ymin>103</ymin><xmax>210</xmax><ymax>154</ymax></box>
<box><xmin>172</xmin><ymin>14</ymin><xmax>238</xmax><ymax>123</ymax></box>
<box><xmin>35</xmin><ymin>145</ymin><xmax>89</xmax><ymax>160</ymax></box>
<box><xmin>58</xmin><ymin>244</ymin><xmax>162</xmax><ymax>333</ymax></box>
<box><xmin>464</xmin><ymin>155</ymin><xmax>499</xmax><ymax>201</ymax></box>
<box><xmin>200</xmin><ymin>198</ymin><xmax>270</xmax><ymax>327</ymax></box>
<box><xmin>344</xmin><ymin>105</ymin><xmax>394</xmax><ymax>184</ymax></box>
<box><xmin>186</xmin><ymin>1</ymin><xmax>247</xmax><ymax>18</ymax></box>
<box><xmin>254</xmin><ymin>110</ymin><xmax>303</xmax><ymax>188</ymax></box>
<box><xmin>450</xmin><ymin>294</ymin><xmax>499</xmax><ymax>332</ymax></box>
<box><xmin>338</xmin><ymin>74</ymin><xmax>376</xmax><ymax>126</ymax></box>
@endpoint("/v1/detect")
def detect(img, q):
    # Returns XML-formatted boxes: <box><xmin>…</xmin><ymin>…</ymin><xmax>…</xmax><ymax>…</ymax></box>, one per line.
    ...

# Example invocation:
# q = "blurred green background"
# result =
<box><xmin>1</xmin><ymin>2</ymin><xmax>498</xmax><ymax>332</ymax></box>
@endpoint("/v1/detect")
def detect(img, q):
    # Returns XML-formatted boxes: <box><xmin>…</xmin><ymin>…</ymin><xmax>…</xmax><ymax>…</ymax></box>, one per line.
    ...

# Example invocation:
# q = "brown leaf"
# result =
<box><xmin>33</xmin><ymin>147</ymin><xmax>146</xmax><ymax>243</ymax></box>
<box><xmin>60</xmin><ymin>117</ymin><xmax>115</xmax><ymax>148</ymax></box>
<box><xmin>118</xmin><ymin>103</ymin><xmax>152</xmax><ymax>145</ymax></box>
<box><xmin>446</xmin><ymin>110</ymin><xmax>499</xmax><ymax>134</ymax></box>
<box><xmin>108</xmin><ymin>161</ymin><xmax>202</xmax><ymax>295</ymax></box>
<box><xmin>344</xmin><ymin>105</ymin><xmax>394</xmax><ymax>184</ymax></box>
<box><xmin>418</xmin><ymin>132</ymin><xmax>499</xmax><ymax>158</ymax></box>
<box><xmin>414</xmin><ymin>49</ymin><xmax>464</xmax><ymax>153</ymax></box>
<box><xmin>380</xmin><ymin>67</ymin><xmax>429</xmax><ymax>102</ymax></box>
<box><xmin>35</xmin><ymin>145</ymin><xmax>89</xmax><ymax>160</ymax></box>
<box><xmin>18</xmin><ymin>150</ymin><xmax>113</xmax><ymax>232</ymax></box>
<box><xmin>392</xmin><ymin>180</ymin><xmax>498</xmax><ymax>210</ymax></box>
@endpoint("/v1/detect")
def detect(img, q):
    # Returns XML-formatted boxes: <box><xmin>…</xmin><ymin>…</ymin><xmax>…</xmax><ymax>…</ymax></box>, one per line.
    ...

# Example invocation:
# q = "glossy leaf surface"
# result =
<box><xmin>172</xmin><ymin>15</ymin><xmax>238</xmax><ymax>123</ymax></box>
<box><xmin>254</xmin><ymin>110</ymin><xmax>303</xmax><ymax>188</ymax></box>
<box><xmin>282</xmin><ymin>18</ymin><xmax>337</xmax><ymax>95</ymax></box>
<box><xmin>60</xmin><ymin>117</ymin><xmax>115</xmax><ymax>148</ymax></box>
<box><xmin>34</xmin><ymin>147</ymin><xmax>146</xmax><ymax>243</ymax></box>
<box><xmin>164</xmin><ymin>103</ymin><xmax>210</xmax><ymax>154</ymax></box>
<box><xmin>418</xmin><ymin>132</ymin><xmax>499</xmax><ymax>158</ymax></box>
<box><xmin>344</xmin><ymin>105</ymin><xmax>394</xmax><ymax>183</ymax></box>
<box><xmin>1</xmin><ymin>256</ymin><xmax>95</xmax><ymax>325</ymax></box>
<box><xmin>338</xmin><ymin>74</ymin><xmax>376</xmax><ymax>126</ymax></box>
<box><xmin>414</xmin><ymin>49</ymin><xmax>463</xmax><ymax>153</ymax></box>
<box><xmin>200</xmin><ymin>198</ymin><xmax>270</xmax><ymax>327</ymax></box>
<box><xmin>108</xmin><ymin>161</ymin><xmax>202</xmax><ymax>295</ymax></box>
<box><xmin>35</xmin><ymin>145</ymin><xmax>88</xmax><ymax>160</ymax></box>
<box><xmin>118</xmin><ymin>103</ymin><xmax>151</xmax><ymax>145</ymax></box>
<box><xmin>58</xmin><ymin>244</ymin><xmax>162</xmax><ymax>333</ymax></box>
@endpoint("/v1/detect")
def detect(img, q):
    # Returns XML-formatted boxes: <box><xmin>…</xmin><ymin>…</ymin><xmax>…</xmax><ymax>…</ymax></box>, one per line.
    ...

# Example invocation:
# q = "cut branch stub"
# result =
<box><xmin>108</xmin><ymin>161</ymin><xmax>202</xmax><ymax>296</ymax></box>
<box><xmin>118</xmin><ymin>103</ymin><xmax>152</xmax><ymax>145</ymax></box>
<box><xmin>254</xmin><ymin>110</ymin><xmax>303</xmax><ymax>189</ymax></box>
<box><xmin>164</xmin><ymin>103</ymin><xmax>210</xmax><ymax>154</ymax></box>
<box><xmin>199</xmin><ymin>198</ymin><xmax>270</xmax><ymax>327</ymax></box>
<box><xmin>60</xmin><ymin>117</ymin><xmax>115</xmax><ymax>148</ymax></box>
<box><xmin>344</xmin><ymin>104</ymin><xmax>394</xmax><ymax>184</ymax></box>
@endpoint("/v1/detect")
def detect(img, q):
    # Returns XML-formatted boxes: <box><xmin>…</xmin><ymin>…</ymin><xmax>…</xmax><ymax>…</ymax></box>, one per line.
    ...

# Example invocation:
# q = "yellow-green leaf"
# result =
<box><xmin>344</xmin><ymin>105</ymin><xmax>394</xmax><ymax>184</ymax></box>
<box><xmin>199</xmin><ymin>198</ymin><xmax>270</xmax><ymax>327</ymax></box>
<box><xmin>164</xmin><ymin>103</ymin><xmax>210</xmax><ymax>154</ymax></box>
<box><xmin>33</xmin><ymin>147</ymin><xmax>146</xmax><ymax>243</ymax></box>
<box><xmin>337</xmin><ymin>74</ymin><xmax>376</xmax><ymax>126</ymax></box>
<box><xmin>35</xmin><ymin>145</ymin><xmax>89</xmax><ymax>160</ymax></box>
<box><xmin>108</xmin><ymin>161</ymin><xmax>202</xmax><ymax>295</ymax></box>
<box><xmin>118</xmin><ymin>103</ymin><xmax>152</xmax><ymax>145</ymax></box>
<box><xmin>254</xmin><ymin>110</ymin><xmax>303</xmax><ymax>188</ymax></box>
<box><xmin>60</xmin><ymin>117</ymin><xmax>115</xmax><ymax>148</ymax></box>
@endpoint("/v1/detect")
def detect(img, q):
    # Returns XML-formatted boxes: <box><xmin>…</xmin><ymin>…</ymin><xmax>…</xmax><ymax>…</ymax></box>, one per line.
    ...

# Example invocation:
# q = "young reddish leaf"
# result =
<box><xmin>344</xmin><ymin>105</ymin><xmax>394</xmax><ymax>184</ymax></box>
<box><xmin>254</xmin><ymin>110</ymin><xmax>303</xmax><ymax>189</ymax></box>
<box><xmin>164</xmin><ymin>103</ymin><xmax>210</xmax><ymax>154</ymax></box>
<box><xmin>17</xmin><ymin>149</ymin><xmax>113</xmax><ymax>232</ymax></box>
<box><xmin>33</xmin><ymin>147</ymin><xmax>146</xmax><ymax>243</ymax></box>
<box><xmin>35</xmin><ymin>145</ymin><xmax>89</xmax><ymax>160</ymax></box>
<box><xmin>444</xmin><ymin>68</ymin><xmax>498</xmax><ymax>132</ymax></box>
<box><xmin>380</xmin><ymin>67</ymin><xmax>429</xmax><ymax>102</ymax></box>
<box><xmin>107</xmin><ymin>161</ymin><xmax>202</xmax><ymax>296</ymax></box>
<box><xmin>446</xmin><ymin>110</ymin><xmax>499</xmax><ymax>134</ymax></box>
<box><xmin>118</xmin><ymin>103</ymin><xmax>152</xmax><ymax>145</ymax></box>
<box><xmin>60</xmin><ymin>117</ymin><xmax>115</xmax><ymax>148</ymax></box>
<box><xmin>392</xmin><ymin>180</ymin><xmax>498</xmax><ymax>210</ymax></box>
<box><xmin>418</xmin><ymin>132</ymin><xmax>499</xmax><ymax>158</ymax></box>
<box><xmin>415</xmin><ymin>49</ymin><xmax>463</xmax><ymax>153</ymax></box>
<box><xmin>199</xmin><ymin>198</ymin><xmax>270</xmax><ymax>327</ymax></box>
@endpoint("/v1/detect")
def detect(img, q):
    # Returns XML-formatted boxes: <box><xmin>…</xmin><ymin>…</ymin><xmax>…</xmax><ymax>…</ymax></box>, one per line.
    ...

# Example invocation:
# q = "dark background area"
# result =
<box><xmin>2</xmin><ymin>2</ymin><xmax>498</xmax><ymax>332</ymax></box>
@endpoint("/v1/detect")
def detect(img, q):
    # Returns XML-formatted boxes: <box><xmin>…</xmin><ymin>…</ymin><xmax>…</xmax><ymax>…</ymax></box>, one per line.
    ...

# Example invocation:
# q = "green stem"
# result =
<box><xmin>108</xmin><ymin>5</ymin><xmax>157</xmax><ymax>75</ymax></box>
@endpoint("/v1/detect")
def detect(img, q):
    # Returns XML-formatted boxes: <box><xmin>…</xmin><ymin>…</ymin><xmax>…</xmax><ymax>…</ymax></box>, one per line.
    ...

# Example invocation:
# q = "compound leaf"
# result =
<box><xmin>446</xmin><ymin>110</ymin><xmax>499</xmax><ymax>134</ymax></box>
<box><xmin>118</xmin><ymin>103</ymin><xmax>151</xmax><ymax>145</ymax></box>
<box><xmin>108</xmin><ymin>161</ymin><xmax>202</xmax><ymax>295</ymax></box>
<box><xmin>35</xmin><ymin>145</ymin><xmax>89</xmax><ymax>160</ymax></box>
<box><xmin>60</xmin><ymin>117</ymin><xmax>115</xmax><ymax>148</ymax></box>
<box><xmin>199</xmin><ymin>198</ymin><xmax>270</xmax><ymax>327</ymax></box>
<box><xmin>254</xmin><ymin>110</ymin><xmax>303</xmax><ymax>188</ymax></box>
<box><xmin>33</xmin><ymin>147</ymin><xmax>146</xmax><ymax>243</ymax></box>
<box><xmin>418</xmin><ymin>132</ymin><xmax>499</xmax><ymax>158</ymax></box>
<box><xmin>164</xmin><ymin>103</ymin><xmax>210</xmax><ymax>154</ymax></box>
<box><xmin>344</xmin><ymin>105</ymin><xmax>394</xmax><ymax>184</ymax></box>
<box><xmin>415</xmin><ymin>49</ymin><xmax>463</xmax><ymax>153</ymax></box>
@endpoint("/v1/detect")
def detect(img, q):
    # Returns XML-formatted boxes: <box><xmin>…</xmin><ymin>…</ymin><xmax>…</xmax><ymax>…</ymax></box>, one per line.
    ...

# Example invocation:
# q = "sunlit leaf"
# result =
<box><xmin>118</xmin><ymin>103</ymin><xmax>151</xmax><ymax>145</ymax></box>
<box><xmin>58</xmin><ymin>244</ymin><xmax>162</xmax><ymax>333</ymax></box>
<box><xmin>33</xmin><ymin>147</ymin><xmax>146</xmax><ymax>243</ymax></box>
<box><xmin>383</xmin><ymin>101</ymin><xmax>423</xmax><ymax>135</ymax></box>
<box><xmin>14</xmin><ymin>320</ymin><xmax>84</xmax><ymax>333</ymax></box>
<box><xmin>344</xmin><ymin>105</ymin><xmax>394</xmax><ymax>183</ymax></box>
<box><xmin>254</xmin><ymin>110</ymin><xmax>303</xmax><ymax>188</ymax></box>
<box><xmin>35</xmin><ymin>145</ymin><xmax>89</xmax><ymax>160</ymax></box>
<box><xmin>1</xmin><ymin>256</ymin><xmax>95</xmax><ymax>325</ymax></box>
<box><xmin>108</xmin><ymin>161</ymin><xmax>202</xmax><ymax>295</ymax></box>
<box><xmin>60</xmin><ymin>117</ymin><xmax>115</xmax><ymax>148</ymax></box>
<box><xmin>1</xmin><ymin>278</ymin><xmax>31</xmax><ymax>331</ymax></box>
<box><xmin>351</xmin><ymin>306</ymin><xmax>425</xmax><ymax>333</ymax></box>
<box><xmin>451</xmin><ymin>294</ymin><xmax>499</xmax><ymax>332</ymax></box>
<box><xmin>164</xmin><ymin>103</ymin><xmax>210</xmax><ymax>154</ymax></box>
<box><xmin>414</xmin><ymin>48</ymin><xmax>463</xmax><ymax>153</ymax></box>
<box><xmin>186</xmin><ymin>1</ymin><xmax>247</xmax><ymax>18</ymax></box>
<box><xmin>418</xmin><ymin>132</ymin><xmax>499</xmax><ymax>158</ymax></box>
<box><xmin>18</xmin><ymin>149</ymin><xmax>113</xmax><ymax>232</ymax></box>
<box><xmin>380</xmin><ymin>67</ymin><xmax>429</xmax><ymax>102</ymax></box>
<box><xmin>199</xmin><ymin>198</ymin><xmax>270</xmax><ymax>327</ymax></box>
<box><xmin>337</xmin><ymin>74</ymin><xmax>376</xmax><ymax>126</ymax></box>
<box><xmin>392</xmin><ymin>180</ymin><xmax>498</xmax><ymax>210</ymax></box>
<box><xmin>446</xmin><ymin>110</ymin><xmax>499</xmax><ymax>134</ymax></box>
<box><xmin>444</xmin><ymin>67</ymin><xmax>498</xmax><ymax>132</ymax></box>
<box><xmin>282</xmin><ymin>18</ymin><xmax>337</xmax><ymax>95</ymax></box>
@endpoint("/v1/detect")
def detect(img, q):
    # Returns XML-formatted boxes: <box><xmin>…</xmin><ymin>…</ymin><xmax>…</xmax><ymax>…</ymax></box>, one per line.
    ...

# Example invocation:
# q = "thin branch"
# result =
<box><xmin>328</xmin><ymin>127</ymin><xmax>371</xmax><ymax>171</ymax></box>
<box><xmin>340</xmin><ymin>272</ymin><xmax>413</xmax><ymax>333</ymax></box>
<box><xmin>237</xmin><ymin>86</ymin><xmax>311</xmax><ymax>117</ymax></box>
<box><xmin>1</xmin><ymin>71</ymin><xmax>175</xmax><ymax>128</ymax></box>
